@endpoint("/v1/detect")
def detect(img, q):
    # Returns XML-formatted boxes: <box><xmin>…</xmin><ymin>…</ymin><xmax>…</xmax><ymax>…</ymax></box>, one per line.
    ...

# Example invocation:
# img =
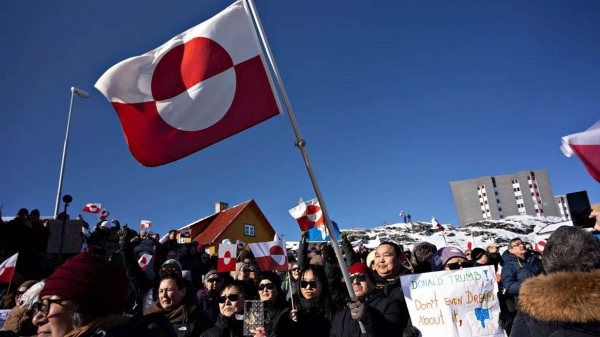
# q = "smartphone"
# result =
<box><xmin>566</xmin><ymin>191</ymin><xmax>595</xmax><ymax>228</ymax></box>
<box><xmin>243</xmin><ymin>300</ymin><xmax>264</xmax><ymax>336</ymax></box>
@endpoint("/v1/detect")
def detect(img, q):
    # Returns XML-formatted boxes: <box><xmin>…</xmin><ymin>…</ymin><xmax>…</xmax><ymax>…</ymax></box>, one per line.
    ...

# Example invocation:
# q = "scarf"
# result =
<box><xmin>64</xmin><ymin>315</ymin><xmax>131</xmax><ymax>337</ymax></box>
<box><xmin>145</xmin><ymin>301</ymin><xmax>193</xmax><ymax>325</ymax></box>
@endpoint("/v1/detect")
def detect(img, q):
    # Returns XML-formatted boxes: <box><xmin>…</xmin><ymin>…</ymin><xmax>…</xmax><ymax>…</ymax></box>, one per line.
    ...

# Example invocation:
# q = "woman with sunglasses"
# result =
<box><xmin>231</xmin><ymin>262</ymin><xmax>258</xmax><ymax>299</ymax></box>
<box><xmin>145</xmin><ymin>273</ymin><xmax>213</xmax><ymax>337</ymax></box>
<box><xmin>279</xmin><ymin>265</ymin><xmax>335</xmax><ymax>337</ymax></box>
<box><xmin>255</xmin><ymin>272</ymin><xmax>291</xmax><ymax>337</ymax></box>
<box><xmin>430</xmin><ymin>247</ymin><xmax>473</xmax><ymax>272</ymax></box>
<box><xmin>283</xmin><ymin>261</ymin><xmax>300</xmax><ymax>303</ymax></box>
<box><xmin>1</xmin><ymin>280</ymin><xmax>38</xmax><ymax>336</ymax></box>
<box><xmin>200</xmin><ymin>280</ymin><xmax>249</xmax><ymax>337</ymax></box>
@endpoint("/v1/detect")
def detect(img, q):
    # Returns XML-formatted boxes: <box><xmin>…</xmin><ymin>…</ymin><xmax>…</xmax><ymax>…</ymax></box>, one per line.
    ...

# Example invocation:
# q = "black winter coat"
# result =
<box><xmin>510</xmin><ymin>270</ymin><xmax>600</xmax><ymax>337</ymax></box>
<box><xmin>330</xmin><ymin>292</ymin><xmax>403</xmax><ymax>337</ymax></box>
<box><xmin>277</xmin><ymin>298</ymin><xmax>332</xmax><ymax>337</ymax></box>
<box><xmin>372</xmin><ymin>273</ymin><xmax>411</xmax><ymax>330</ymax></box>
<box><xmin>200</xmin><ymin>314</ymin><xmax>244</xmax><ymax>337</ymax></box>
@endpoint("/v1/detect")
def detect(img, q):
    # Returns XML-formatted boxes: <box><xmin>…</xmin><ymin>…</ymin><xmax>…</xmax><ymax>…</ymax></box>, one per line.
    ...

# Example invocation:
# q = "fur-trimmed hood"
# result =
<box><xmin>518</xmin><ymin>270</ymin><xmax>600</xmax><ymax>324</ymax></box>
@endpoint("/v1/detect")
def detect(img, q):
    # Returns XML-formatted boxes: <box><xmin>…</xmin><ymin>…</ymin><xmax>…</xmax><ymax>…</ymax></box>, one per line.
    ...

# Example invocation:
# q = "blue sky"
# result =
<box><xmin>1</xmin><ymin>1</ymin><xmax>599</xmax><ymax>242</ymax></box>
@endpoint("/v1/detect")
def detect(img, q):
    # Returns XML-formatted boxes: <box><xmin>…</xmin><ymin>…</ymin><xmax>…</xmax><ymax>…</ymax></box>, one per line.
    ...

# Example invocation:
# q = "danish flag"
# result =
<box><xmin>288</xmin><ymin>198</ymin><xmax>324</xmax><ymax>231</ymax></box>
<box><xmin>82</xmin><ymin>203</ymin><xmax>102</xmax><ymax>214</ymax></box>
<box><xmin>0</xmin><ymin>253</ymin><xmax>18</xmax><ymax>283</ymax></box>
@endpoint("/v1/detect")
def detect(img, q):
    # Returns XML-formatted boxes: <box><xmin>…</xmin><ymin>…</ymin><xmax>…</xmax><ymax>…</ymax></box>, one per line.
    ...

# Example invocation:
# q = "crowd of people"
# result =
<box><xmin>0</xmin><ymin>208</ymin><xmax>599</xmax><ymax>337</ymax></box>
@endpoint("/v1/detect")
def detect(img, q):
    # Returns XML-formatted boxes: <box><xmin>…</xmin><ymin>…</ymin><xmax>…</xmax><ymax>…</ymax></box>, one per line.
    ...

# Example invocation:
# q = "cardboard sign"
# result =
<box><xmin>0</xmin><ymin>309</ymin><xmax>12</xmax><ymax>328</ymax></box>
<box><xmin>47</xmin><ymin>220</ymin><xmax>85</xmax><ymax>254</ymax></box>
<box><xmin>400</xmin><ymin>265</ymin><xmax>504</xmax><ymax>337</ymax></box>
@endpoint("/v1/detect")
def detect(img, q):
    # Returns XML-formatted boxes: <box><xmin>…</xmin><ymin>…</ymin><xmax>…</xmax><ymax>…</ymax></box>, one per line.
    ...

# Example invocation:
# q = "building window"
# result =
<box><xmin>480</xmin><ymin>202</ymin><xmax>483</xmax><ymax>206</ymax></box>
<box><xmin>483</xmin><ymin>193</ymin><xmax>486</xmax><ymax>196</ymax></box>
<box><xmin>498</xmin><ymin>207</ymin><xmax>502</xmax><ymax>212</ymax></box>
<box><xmin>244</xmin><ymin>224</ymin><xmax>255</xmax><ymax>237</ymax></box>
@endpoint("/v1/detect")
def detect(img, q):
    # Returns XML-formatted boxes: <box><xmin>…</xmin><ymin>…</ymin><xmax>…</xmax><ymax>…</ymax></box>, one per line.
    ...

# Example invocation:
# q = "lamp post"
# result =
<box><xmin>54</xmin><ymin>87</ymin><xmax>89</xmax><ymax>218</ymax></box>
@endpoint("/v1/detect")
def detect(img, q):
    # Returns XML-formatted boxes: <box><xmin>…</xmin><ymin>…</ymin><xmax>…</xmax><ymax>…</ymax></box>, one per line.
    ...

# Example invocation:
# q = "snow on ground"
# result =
<box><xmin>285</xmin><ymin>215</ymin><xmax>571</xmax><ymax>255</ymax></box>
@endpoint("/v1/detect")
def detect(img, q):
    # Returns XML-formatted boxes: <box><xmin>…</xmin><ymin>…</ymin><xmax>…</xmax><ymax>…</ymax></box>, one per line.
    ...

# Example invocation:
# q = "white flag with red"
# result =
<box><xmin>218</xmin><ymin>244</ymin><xmax>237</xmax><ymax>272</ymax></box>
<box><xmin>138</xmin><ymin>254</ymin><xmax>153</xmax><ymax>271</ymax></box>
<box><xmin>140</xmin><ymin>220</ymin><xmax>152</xmax><ymax>229</ymax></box>
<box><xmin>467</xmin><ymin>233</ymin><xmax>475</xmax><ymax>250</ymax></box>
<box><xmin>236</xmin><ymin>239</ymin><xmax>246</xmax><ymax>251</ymax></box>
<box><xmin>82</xmin><ymin>203</ymin><xmax>102</xmax><ymax>214</ymax></box>
<box><xmin>98</xmin><ymin>209</ymin><xmax>110</xmax><ymax>221</ymax></box>
<box><xmin>0</xmin><ymin>253</ymin><xmax>18</xmax><ymax>283</ymax></box>
<box><xmin>534</xmin><ymin>235</ymin><xmax>547</xmax><ymax>254</ymax></box>
<box><xmin>561</xmin><ymin>119</ymin><xmax>600</xmax><ymax>182</ymax></box>
<box><xmin>288</xmin><ymin>198</ymin><xmax>324</xmax><ymax>231</ymax></box>
<box><xmin>94</xmin><ymin>0</ymin><xmax>282</xmax><ymax>167</ymax></box>
<box><xmin>249</xmin><ymin>240</ymin><xmax>288</xmax><ymax>272</ymax></box>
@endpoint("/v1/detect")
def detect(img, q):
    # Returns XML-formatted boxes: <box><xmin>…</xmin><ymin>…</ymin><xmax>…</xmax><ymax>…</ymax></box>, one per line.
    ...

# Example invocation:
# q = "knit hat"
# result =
<box><xmin>486</xmin><ymin>242</ymin><xmax>500</xmax><ymax>249</ymax></box>
<box><xmin>40</xmin><ymin>253</ymin><xmax>129</xmax><ymax>317</ymax></box>
<box><xmin>347</xmin><ymin>262</ymin><xmax>375</xmax><ymax>284</ymax></box>
<box><xmin>203</xmin><ymin>270</ymin><xmax>220</xmax><ymax>283</ymax></box>
<box><xmin>366</xmin><ymin>250</ymin><xmax>376</xmax><ymax>269</ymax></box>
<box><xmin>160</xmin><ymin>259</ymin><xmax>183</xmax><ymax>278</ymax></box>
<box><xmin>258</xmin><ymin>271</ymin><xmax>283</xmax><ymax>290</ymax></box>
<box><xmin>431</xmin><ymin>247</ymin><xmax>468</xmax><ymax>271</ymax></box>
<box><xmin>471</xmin><ymin>248</ymin><xmax>487</xmax><ymax>261</ymax></box>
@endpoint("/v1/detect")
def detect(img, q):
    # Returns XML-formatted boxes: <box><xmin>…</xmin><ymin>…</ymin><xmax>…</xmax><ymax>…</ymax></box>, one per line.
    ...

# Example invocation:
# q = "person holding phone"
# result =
<box><xmin>201</xmin><ymin>280</ymin><xmax>250</xmax><ymax>337</ymax></box>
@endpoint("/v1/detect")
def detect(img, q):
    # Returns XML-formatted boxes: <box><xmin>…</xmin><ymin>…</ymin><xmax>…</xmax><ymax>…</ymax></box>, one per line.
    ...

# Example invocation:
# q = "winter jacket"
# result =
<box><xmin>372</xmin><ymin>273</ymin><xmax>411</xmax><ymax>330</ymax></box>
<box><xmin>263</xmin><ymin>300</ymin><xmax>291</xmax><ymax>337</ymax></box>
<box><xmin>196</xmin><ymin>289</ymin><xmax>220</xmax><ymax>323</ymax></box>
<box><xmin>145</xmin><ymin>301</ymin><xmax>213</xmax><ymax>337</ymax></box>
<box><xmin>0</xmin><ymin>305</ymin><xmax>36</xmax><ymax>335</ymax></box>
<box><xmin>510</xmin><ymin>270</ymin><xmax>600</xmax><ymax>337</ymax></box>
<box><xmin>200</xmin><ymin>314</ymin><xmax>244</xmax><ymax>337</ymax></box>
<box><xmin>277</xmin><ymin>298</ymin><xmax>332</xmax><ymax>337</ymax></box>
<box><xmin>63</xmin><ymin>313</ymin><xmax>177</xmax><ymax>337</ymax></box>
<box><xmin>330</xmin><ymin>292</ymin><xmax>403</xmax><ymax>337</ymax></box>
<box><xmin>500</xmin><ymin>251</ymin><xmax>540</xmax><ymax>298</ymax></box>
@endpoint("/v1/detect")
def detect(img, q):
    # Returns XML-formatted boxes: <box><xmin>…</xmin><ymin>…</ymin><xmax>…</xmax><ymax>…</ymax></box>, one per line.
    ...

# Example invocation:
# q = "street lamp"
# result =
<box><xmin>54</xmin><ymin>87</ymin><xmax>89</xmax><ymax>218</ymax></box>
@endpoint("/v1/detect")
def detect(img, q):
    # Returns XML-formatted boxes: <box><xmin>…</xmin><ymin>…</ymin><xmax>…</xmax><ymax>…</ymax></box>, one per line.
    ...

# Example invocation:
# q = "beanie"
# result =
<box><xmin>471</xmin><ymin>248</ymin><xmax>487</xmax><ymax>261</ymax></box>
<box><xmin>347</xmin><ymin>262</ymin><xmax>375</xmax><ymax>284</ymax></box>
<box><xmin>160</xmin><ymin>259</ymin><xmax>183</xmax><ymax>278</ymax></box>
<box><xmin>40</xmin><ymin>253</ymin><xmax>129</xmax><ymax>317</ymax></box>
<box><xmin>203</xmin><ymin>270</ymin><xmax>220</xmax><ymax>283</ymax></box>
<box><xmin>431</xmin><ymin>247</ymin><xmax>467</xmax><ymax>271</ymax></box>
<box><xmin>258</xmin><ymin>271</ymin><xmax>282</xmax><ymax>290</ymax></box>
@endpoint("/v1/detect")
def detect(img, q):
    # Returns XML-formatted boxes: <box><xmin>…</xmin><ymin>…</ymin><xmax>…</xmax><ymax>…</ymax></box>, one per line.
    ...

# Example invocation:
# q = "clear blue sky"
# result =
<box><xmin>1</xmin><ymin>1</ymin><xmax>599</xmax><ymax>242</ymax></box>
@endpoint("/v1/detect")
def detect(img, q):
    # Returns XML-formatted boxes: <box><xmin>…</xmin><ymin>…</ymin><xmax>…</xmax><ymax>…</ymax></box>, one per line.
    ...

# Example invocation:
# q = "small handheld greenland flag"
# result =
<box><xmin>289</xmin><ymin>198</ymin><xmax>325</xmax><ymax>231</ymax></box>
<box><xmin>218</xmin><ymin>243</ymin><xmax>237</xmax><ymax>272</ymax></box>
<box><xmin>248</xmin><ymin>240</ymin><xmax>288</xmax><ymax>272</ymax></box>
<box><xmin>0</xmin><ymin>253</ymin><xmax>18</xmax><ymax>283</ymax></box>
<box><xmin>560</xmin><ymin>120</ymin><xmax>600</xmax><ymax>182</ymax></box>
<box><xmin>94</xmin><ymin>0</ymin><xmax>282</xmax><ymax>167</ymax></box>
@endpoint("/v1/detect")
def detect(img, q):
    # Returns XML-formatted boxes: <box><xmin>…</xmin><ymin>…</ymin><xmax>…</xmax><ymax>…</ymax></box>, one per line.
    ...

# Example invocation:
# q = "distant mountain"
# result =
<box><xmin>286</xmin><ymin>215</ymin><xmax>571</xmax><ymax>254</ymax></box>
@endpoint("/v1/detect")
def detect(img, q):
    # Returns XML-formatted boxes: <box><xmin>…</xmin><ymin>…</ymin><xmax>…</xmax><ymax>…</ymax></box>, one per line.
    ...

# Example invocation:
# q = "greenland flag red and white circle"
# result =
<box><xmin>561</xmin><ymin>120</ymin><xmax>600</xmax><ymax>182</ymax></box>
<box><xmin>95</xmin><ymin>0</ymin><xmax>282</xmax><ymax>167</ymax></box>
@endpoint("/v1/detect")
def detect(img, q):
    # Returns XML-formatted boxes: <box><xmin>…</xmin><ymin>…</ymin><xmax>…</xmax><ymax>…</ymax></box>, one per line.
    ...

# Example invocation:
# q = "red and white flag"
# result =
<box><xmin>82</xmin><ymin>203</ymin><xmax>102</xmax><ymax>214</ymax></box>
<box><xmin>534</xmin><ymin>235</ymin><xmax>547</xmax><ymax>254</ymax></box>
<box><xmin>249</xmin><ymin>240</ymin><xmax>288</xmax><ymax>272</ymax></box>
<box><xmin>98</xmin><ymin>209</ymin><xmax>110</xmax><ymax>221</ymax></box>
<box><xmin>138</xmin><ymin>254</ymin><xmax>153</xmax><ymax>271</ymax></box>
<box><xmin>0</xmin><ymin>253</ymin><xmax>18</xmax><ymax>283</ymax></box>
<box><xmin>218</xmin><ymin>243</ymin><xmax>237</xmax><ymax>272</ymax></box>
<box><xmin>236</xmin><ymin>239</ymin><xmax>246</xmax><ymax>251</ymax></box>
<box><xmin>467</xmin><ymin>233</ymin><xmax>475</xmax><ymax>250</ymax></box>
<box><xmin>140</xmin><ymin>220</ymin><xmax>152</xmax><ymax>229</ymax></box>
<box><xmin>288</xmin><ymin>198</ymin><xmax>324</xmax><ymax>231</ymax></box>
<box><xmin>95</xmin><ymin>1</ymin><xmax>282</xmax><ymax>167</ymax></box>
<box><xmin>561</xmin><ymin>120</ymin><xmax>600</xmax><ymax>182</ymax></box>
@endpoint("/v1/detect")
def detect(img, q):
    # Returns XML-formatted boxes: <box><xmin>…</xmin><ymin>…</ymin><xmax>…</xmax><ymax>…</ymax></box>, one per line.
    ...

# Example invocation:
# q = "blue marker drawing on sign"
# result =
<box><xmin>483</xmin><ymin>270</ymin><xmax>489</xmax><ymax>280</ymax></box>
<box><xmin>474</xmin><ymin>308</ymin><xmax>491</xmax><ymax>328</ymax></box>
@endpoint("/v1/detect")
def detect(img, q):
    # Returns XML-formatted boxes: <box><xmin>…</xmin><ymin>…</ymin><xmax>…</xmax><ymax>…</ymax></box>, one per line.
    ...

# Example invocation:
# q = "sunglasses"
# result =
<box><xmin>300</xmin><ymin>280</ymin><xmax>318</xmax><ymax>289</ymax></box>
<box><xmin>445</xmin><ymin>261</ymin><xmax>473</xmax><ymax>270</ymax></box>
<box><xmin>258</xmin><ymin>283</ymin><xmax>275</xmax><ymax>291</ymax></box>
<box><xmin>290</xmin><ymin>267</ymin><xmax>300</xmax><ymax>272</ymax></box>
<box><xmin>206</xmin><ymin>278</ymin><xmax>222</xmax><ymax>283</ymax></box>
<box><xmin>218</xmin><ymin>294</ymin><xmax>240</xmax><ymax>303</ymax></box>
<box><xmin>161</xmin><ymin>266</ymin><xmax>179</xmax><ymax>273</ymax></box>
<box><xmin>32</xmin><ymin>298</ymin><xmax>68</xmax><ymax>317</ymax></box>
<box><xmin>350</xmin><ymin>274</ymin><xmax>368</xmax><ymax>283</ymax></box>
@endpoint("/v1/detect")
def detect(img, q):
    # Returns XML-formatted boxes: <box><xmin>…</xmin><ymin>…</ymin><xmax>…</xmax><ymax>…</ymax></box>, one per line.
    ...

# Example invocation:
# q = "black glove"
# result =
<box><xmin>118</xmin><ymin>227</ymin><xmax>129</xmax><ymax>245</ymax></box>
<box><xmin>300</xmin><ymin>231</ymin><xmax>308</xmax><ymax>241</ymax></box>
<box><xmin>349</xmin><ymin>301</ymin><xmax>366</xmax><ymax>321</ymax></box>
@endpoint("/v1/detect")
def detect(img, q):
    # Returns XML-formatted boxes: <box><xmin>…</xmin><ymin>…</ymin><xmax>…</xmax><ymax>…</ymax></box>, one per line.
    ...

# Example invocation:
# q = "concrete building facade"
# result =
<box><xmin>450</xmin><ymin>169</ymin><xmax>562</xmax><ymax>225</ymax></box>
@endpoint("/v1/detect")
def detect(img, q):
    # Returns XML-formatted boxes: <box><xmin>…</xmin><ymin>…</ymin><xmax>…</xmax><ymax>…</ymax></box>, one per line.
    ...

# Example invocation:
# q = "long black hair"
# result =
<box><xmin>294</xmin><ymin>264</ymin><xmax>335</xmax><ymax>320</ymax></box>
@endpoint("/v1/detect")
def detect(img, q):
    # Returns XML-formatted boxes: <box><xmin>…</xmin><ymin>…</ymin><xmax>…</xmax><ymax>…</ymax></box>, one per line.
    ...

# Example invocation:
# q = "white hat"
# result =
<box><xmin>99</xmin><ymin>221</ymin><xmax>114</xmax><ymax>229</ymax></box>
<box><xmin>486</xmin><ymin>242</ymin><xmax>500</xmax><ymax>249</ymax></box>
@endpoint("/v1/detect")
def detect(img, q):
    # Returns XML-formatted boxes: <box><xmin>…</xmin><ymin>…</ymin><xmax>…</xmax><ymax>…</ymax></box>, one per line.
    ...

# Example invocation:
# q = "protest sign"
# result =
<box><xmin>401</xmin><ymin>265</ymin><xmax>504</xmax><ymax>337</ymax></box>
<box><xmin>47</xmin><ymin>220</ymin><xmax>85</xmax><ymax>254</ymax></box>
<box><xmin>0</xmin><ymin>309</ymin><xmax>11</xmax><ymax>328</ymax></box>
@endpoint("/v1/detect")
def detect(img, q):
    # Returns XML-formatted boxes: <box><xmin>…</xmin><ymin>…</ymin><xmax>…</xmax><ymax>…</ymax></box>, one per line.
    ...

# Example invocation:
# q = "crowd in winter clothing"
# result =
<box><xmin>0</xmin><ymin>207</ymin><xmax>599</xmax><ymax>337</ymax></box>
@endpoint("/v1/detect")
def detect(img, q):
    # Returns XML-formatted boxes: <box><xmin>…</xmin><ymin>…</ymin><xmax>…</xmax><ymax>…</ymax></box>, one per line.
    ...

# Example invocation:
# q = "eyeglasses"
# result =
<box><xmin>290</xmin><ymin>267</ymin><xmax>300</xmax><ymax>272</ymax></box>
<box><xmin>218</xmin><ymin>294</ymin><xmax>240</xmax><ymax>303</ymax></box>
<box><xmin>258</xmin><ymin>283</ymin><xmax>275</xmax><ymax>291</ymax></box>
<box><xmin>445</xmin><ymin>261</ymin><xmax>473</xmax><ymax>270</ymax></box>
<box><xmin>510</xmin><ymin>242</ymin><xmax>524</xmax><ymax>249</ymax></box>
<box><xmin>206</xmin><ymin>278</ymin><xmax>222</xmax><ymax>283</ymax></box>
<box><xmin>242</xmin><ymin>269</ymin><xmax>256</xmax><ymax>273</ymax></box>
<box><xmin>350</xmin><ymin>274</ymin><xmax>368</xmax><ymax>283</ymax></box>
<box><xmin>300</xmin><ymin>280</ymin><xmax>318</xmax><ymax>289</ymax></box>
<box><xmin>32</xmin><ymin>298</ymin><xmax>68</xmax><ymax>317</ymax></box>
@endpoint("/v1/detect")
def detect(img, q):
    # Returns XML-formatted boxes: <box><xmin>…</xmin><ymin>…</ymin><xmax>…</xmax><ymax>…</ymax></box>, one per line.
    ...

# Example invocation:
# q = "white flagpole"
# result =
<box><xmin>244</xmin><ymin>0</ymin><xmax>365</xmax><ymax>332</ymax></box>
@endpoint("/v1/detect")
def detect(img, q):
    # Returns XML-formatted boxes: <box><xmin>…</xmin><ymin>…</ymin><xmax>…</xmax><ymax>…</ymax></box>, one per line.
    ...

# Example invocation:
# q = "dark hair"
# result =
<box><xmin>378</xmin><ymin>242</ymin><xmax>402</xmax><ymax>259</ymax></box>
<box><xmin>542</xmin><ymin>226</ymin><xmax>600</xmax><ymax>273</ymax></box>
<box><xmin>221</xmin><ymin>280</ymin><xmax>251</xmax><ymax>299</ymax></box>
<box><xmin>168</xmin><ymin>230</ymin><xmax>178</xmax><ymax>235</ymax></box>
<box><xmin>160</xmin><ymin>273</ymin><xmax>186</xmax><ymax>290</ymax></box>
<box><xmin>296</xmin><ymin>265</ymin><xmax>335</xmax><ymax>320</ymax></box>
<box><xmin>509</xmin><ymin>238</ymin><xmax>522</xmax><ymax>246</ymax></box>
<box><xmin>258</xmin><ymin>272</ymin><xmax>286</xmax><ymax>307</ymax></box>
<box><xmin>413</xmin><ymin>242</ymin><xmax>437</xmax><ymax>264</ymax></box>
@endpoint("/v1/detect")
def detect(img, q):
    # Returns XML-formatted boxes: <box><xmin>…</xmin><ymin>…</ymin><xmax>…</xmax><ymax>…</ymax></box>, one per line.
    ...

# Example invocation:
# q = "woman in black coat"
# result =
<box><xmin>200</xmin><ymin>280</ymin><xmax>250</xmax><ymax>337</ymax></box>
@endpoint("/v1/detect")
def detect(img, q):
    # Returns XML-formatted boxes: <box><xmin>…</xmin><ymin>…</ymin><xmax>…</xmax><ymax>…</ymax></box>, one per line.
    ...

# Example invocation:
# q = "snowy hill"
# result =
<box><xmin>286</xmin><ymin>215</ymin><xmax>572</xmax><ymax>254</ymax></box>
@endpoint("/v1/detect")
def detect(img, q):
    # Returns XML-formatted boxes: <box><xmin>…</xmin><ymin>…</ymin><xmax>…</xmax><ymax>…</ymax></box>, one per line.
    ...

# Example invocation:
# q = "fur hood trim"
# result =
<box><xmin>518</xmin><ymin>270</ymin><xmax>600</xmax><ymax>323</ymax></box>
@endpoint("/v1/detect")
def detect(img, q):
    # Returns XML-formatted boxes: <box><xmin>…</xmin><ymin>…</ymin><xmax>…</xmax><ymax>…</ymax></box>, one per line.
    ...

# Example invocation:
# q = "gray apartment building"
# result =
<box><xmin>450</xmin><ymin>169</ymin><xmax>562</xmax><ymax>225</ymax></box>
